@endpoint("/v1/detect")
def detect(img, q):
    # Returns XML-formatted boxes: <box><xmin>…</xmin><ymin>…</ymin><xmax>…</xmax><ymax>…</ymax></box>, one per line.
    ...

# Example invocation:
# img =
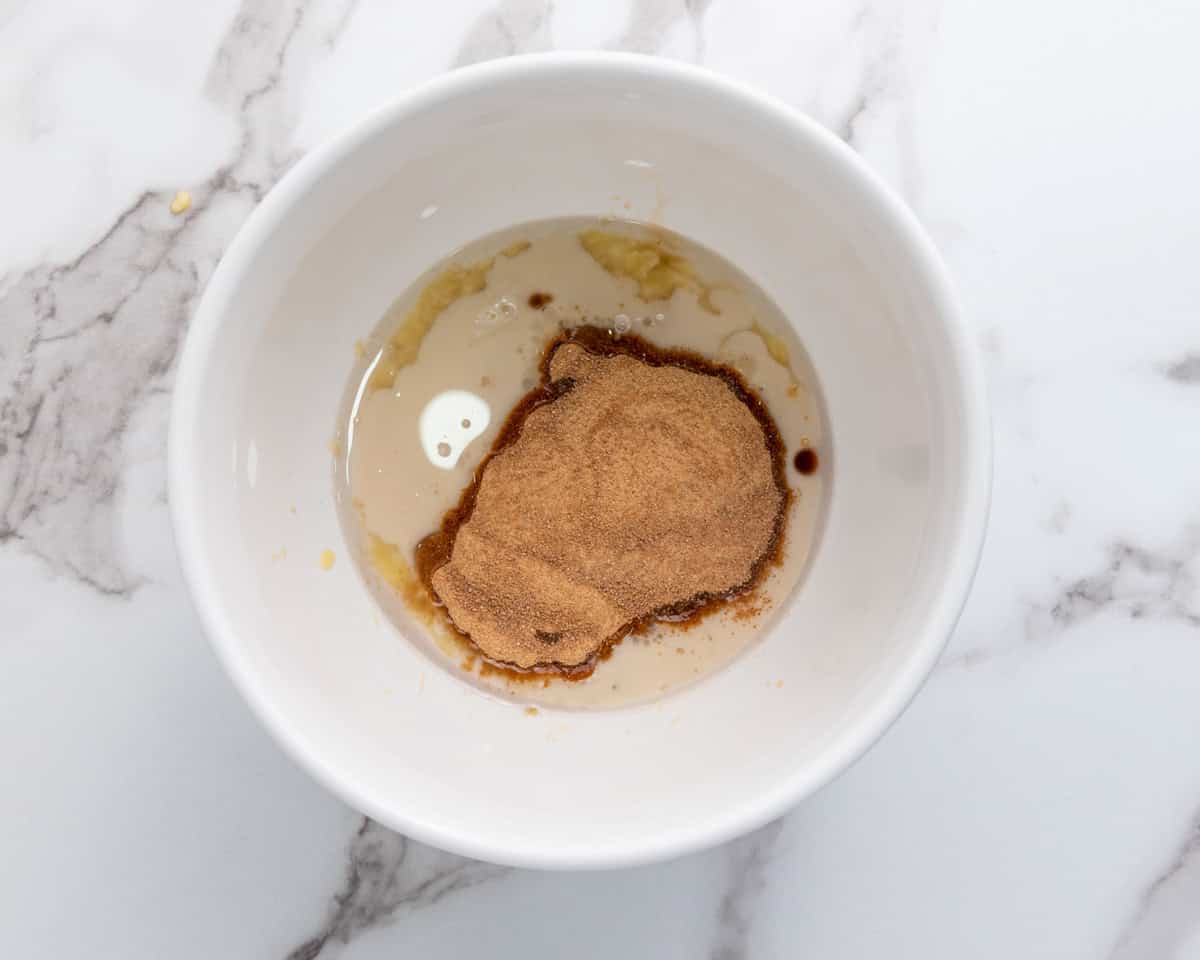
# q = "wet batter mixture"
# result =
<box><xmin>335</xmin><ymin>218</ymin><xmax>826</xmax><ymax>709</ymax></box>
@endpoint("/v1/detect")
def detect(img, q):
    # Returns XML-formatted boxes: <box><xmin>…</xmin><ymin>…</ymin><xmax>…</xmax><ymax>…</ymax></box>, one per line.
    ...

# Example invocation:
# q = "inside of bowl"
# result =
<box><xmin>176</xmin><ymin>58</ymin><xmax>983</xmax><ymax>865</ymax></box>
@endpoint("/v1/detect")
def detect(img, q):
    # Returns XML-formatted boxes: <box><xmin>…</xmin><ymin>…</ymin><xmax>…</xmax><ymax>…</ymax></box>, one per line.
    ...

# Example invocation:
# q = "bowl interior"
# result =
<box><xmin>171</xmin><ymin>55</ymin><xmax>987</xmax><ymax>868</ymax></box>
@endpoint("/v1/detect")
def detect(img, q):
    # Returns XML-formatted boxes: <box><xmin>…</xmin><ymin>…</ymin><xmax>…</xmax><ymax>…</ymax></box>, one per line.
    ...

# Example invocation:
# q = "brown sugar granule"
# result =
<box><xmin>416</xmin><ymin>326</ymin><xmax>789</xmax><ymax>675</ymax></box>
<box><xmin>528</xmin><ymin>291</ymin><xmax>553</xmax><ymax>309</ymax></box>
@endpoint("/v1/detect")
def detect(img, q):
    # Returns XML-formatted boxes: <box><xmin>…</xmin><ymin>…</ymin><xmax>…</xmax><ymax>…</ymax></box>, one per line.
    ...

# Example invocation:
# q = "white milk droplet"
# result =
<box><xmin>419</xmin><ymin>390</ymin><xmax>491</xmax><ymax>470</ymax></box>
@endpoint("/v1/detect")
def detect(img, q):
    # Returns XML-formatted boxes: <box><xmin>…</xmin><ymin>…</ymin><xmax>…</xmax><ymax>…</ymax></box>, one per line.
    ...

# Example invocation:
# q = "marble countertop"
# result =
<box><xmin>4</xmin><ymin>0</ymin><xmax>1199</xmax><ymax>956</ymax></box>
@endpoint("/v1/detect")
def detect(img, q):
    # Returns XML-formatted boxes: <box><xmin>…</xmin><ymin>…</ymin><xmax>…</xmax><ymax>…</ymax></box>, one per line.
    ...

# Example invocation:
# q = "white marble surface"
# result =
<box><xmin>3</xmin><ymin>0</ymin><xmax>1199</xmax><ymax>956</ymax></box>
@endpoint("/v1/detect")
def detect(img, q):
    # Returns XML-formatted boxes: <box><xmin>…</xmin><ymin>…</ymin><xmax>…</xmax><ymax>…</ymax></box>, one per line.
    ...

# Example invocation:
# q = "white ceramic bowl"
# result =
<box><xmin>170</xmin><ymin>53</ymin><xmax>989</xmax><ymax>869</ymax></box>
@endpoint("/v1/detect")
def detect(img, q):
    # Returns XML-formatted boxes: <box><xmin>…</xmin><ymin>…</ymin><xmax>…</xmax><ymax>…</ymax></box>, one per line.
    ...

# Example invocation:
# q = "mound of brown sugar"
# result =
<box><xmin>415</xmin><ymin>326</ymin><xmax>789</xmax><ymax>675</ymax></box>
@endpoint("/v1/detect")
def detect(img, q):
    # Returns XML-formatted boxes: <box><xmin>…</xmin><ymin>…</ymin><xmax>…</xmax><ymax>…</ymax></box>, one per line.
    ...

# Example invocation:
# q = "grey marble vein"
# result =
<box><xmin>944</xmin><ymin>528</ymin><xmax>1200</xmax><ymax>669</ymax></box>
<box><xmin>1025</xmin><ymin>533</ymin><xmax>1200</xmax><ymax>638</ymax></box>
<box><xmin>453</xmin><ymin>0</ymin><xmax>709</xmax><ymax>66</ymax></box>
<box><xmin>0</xmin><ymin>0</ymin><xmax>311</xmax><ymax>594</ymax></box>
<box><xmin>835</xmin><ymin>90</ymin><xmax>873</xmax><ymax>146</ymax></box>
<box><xmin>1046</xmin><ymin>499</ymin><xmax>1072</xmax><ymax>535</ymax></box>
<box><xmin>285</xmin><ymin>818</ymin><xmax>509</xmax><ymax>960</ymax></box>
<box><xmin>611</xmin><ymin>0</ymin><xmax>706</xmax><ymax>57</ymax></box>
<box><xmin>684</xmin><ymin>0</ymin><xmax>715</xmax><ymax>62</ymax></box>
<box><xmin>454</xmin><ymin>0</ymin><xmax>552</xmax><ymax>67</ymax></box>
<box><xmin>710</xmin><ymin>819</ymin><xmax>783</xmax><ymax>960</ymax></box>
<box><xmin>321</xmin><ymin>0</ymin><xmax>363</xmax><ymax>50</ymax></box>
<box><xmin>1164</xmin><ymin>352</ymin><xmax>1200</xmax><ymax>385</ymax></box>
<box><xmin>0</xmin><ymin>192</ymin><xmax>201</xmax><ymax>595</ymax></box>
<box><xmin>828</xmin><ymin>1</ymin><xmax>941</xmax><ymax>211</ymax></box>
<box><xmin>1109</xmin><ymin>804</ymin><xmax>1200</xmax><ymax>958</ymax></box>
<box><xmin>815</xmin><ymin>2</ymin><xmax>875</xmax><ymax>148</ymax></box>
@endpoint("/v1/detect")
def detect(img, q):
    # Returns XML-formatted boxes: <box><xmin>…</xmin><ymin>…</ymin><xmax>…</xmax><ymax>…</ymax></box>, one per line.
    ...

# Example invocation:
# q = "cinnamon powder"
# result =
<box><xmin>416</xmin><ymin>326</ymin><xmax>790</xmax><ymax>675</ymax></box>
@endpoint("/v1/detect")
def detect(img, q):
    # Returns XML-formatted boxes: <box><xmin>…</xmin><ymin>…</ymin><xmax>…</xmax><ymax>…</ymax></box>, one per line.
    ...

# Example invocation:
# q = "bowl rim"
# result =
<box><xmin>169</xmin><ymin>50</ymin><xmax>991</xmax><ymax>870</ymax></box>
